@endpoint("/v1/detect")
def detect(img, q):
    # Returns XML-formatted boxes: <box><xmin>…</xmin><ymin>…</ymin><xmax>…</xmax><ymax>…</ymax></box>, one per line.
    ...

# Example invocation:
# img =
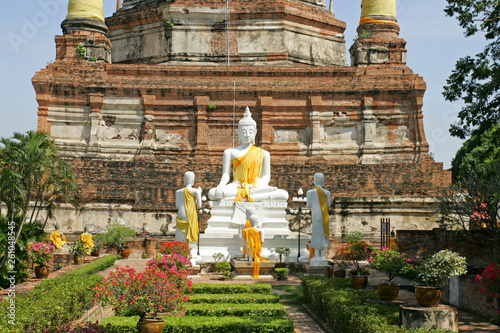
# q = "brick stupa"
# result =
<box><xmin>33</xmin><ymin>0</ymin><xmax>450</xmax><ymax>241</ymax></box>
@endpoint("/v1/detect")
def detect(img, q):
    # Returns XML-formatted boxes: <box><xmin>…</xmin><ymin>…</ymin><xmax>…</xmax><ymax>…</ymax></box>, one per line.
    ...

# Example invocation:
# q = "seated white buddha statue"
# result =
<box><xmin>208</xmin><ymin>107</ymin><xmax>288</xmax><ymax>203</ymax></box>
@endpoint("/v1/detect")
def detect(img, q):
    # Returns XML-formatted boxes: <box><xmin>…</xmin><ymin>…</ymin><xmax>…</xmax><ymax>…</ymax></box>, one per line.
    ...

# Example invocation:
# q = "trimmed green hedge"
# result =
<box><xmin>188</xmin><ymin>293</ymin><xmax>279</xmax><ymax>304</ymax></box>
<box><xmin>301</xmin><ymin>276</ymin><xmax>453</xmax><ymax>333</ymax></box>
<box><xmin>0</xmin><ymin>256</ymin><xmax>117</xmax><ymax>333</ymax></box>
<box><xmin>192</xmin><ymin>283</ymin><xmax>271</xmax><ymax>294</ymax></box>
<box><xmin>103</xmin><ymin>315</ymin><xmax>295</xmax><ymax>333</ymax></box>
<box><xmin>184</xmin><ymin>303</ymin><xmax>287</xmax><ymax>317</ymax></box>
<box><xmin>67</xmin><ymin>255</ymin><xmax>117</xmax><ymax>276</ymax></box>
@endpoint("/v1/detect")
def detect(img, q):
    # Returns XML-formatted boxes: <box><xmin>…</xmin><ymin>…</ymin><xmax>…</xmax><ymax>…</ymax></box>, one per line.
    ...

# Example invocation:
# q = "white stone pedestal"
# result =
<box><xmin>198</xmin><ymin>200</ymin><xmax>310</xmax><ymax>262</ymax></box>
<box><xmin>400</xmin><ymin>305</ymin><xmax>458</xmax><ymax>332</ymax></box>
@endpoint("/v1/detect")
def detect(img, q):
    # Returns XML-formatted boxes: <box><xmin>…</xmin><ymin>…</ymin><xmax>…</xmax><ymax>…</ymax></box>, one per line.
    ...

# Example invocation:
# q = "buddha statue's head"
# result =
<box><xmin>238</xmin><ymin>107</ymin><xmax>257</xmax><ymax>145</ymax></box>
<box><xmin>314</xmin><ymin>173</ymin><xmax>325</xmax><ymax>187</ymax></box>
<box><xmin>184</xmin><ymin>171</ymin><xmax>195</xmax><ymax>186</ymax></box>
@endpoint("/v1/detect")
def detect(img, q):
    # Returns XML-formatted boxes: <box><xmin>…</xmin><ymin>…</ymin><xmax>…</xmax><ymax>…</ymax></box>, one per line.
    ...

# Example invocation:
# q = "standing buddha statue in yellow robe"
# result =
<box><xmin>242</xmin><ymin>215</ymin><xmax>271</xmax><ymax>278</ymax></box>
<box><xmin>175</xmin><ymin>171</ymin><xmax>202</xmax><ymax>246</ymax></box>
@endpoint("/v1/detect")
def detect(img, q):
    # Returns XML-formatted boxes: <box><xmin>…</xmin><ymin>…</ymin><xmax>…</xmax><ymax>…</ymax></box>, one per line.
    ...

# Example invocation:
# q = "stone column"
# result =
<box><xmin>309</xmin><ymin>96</ymin><xmax>323</xmax><ymax>155</ymax></box>
<box><xmin>194</xmin><ymin>96</ymin><xmax>210</xmax><ymax>154</ymax></box>
<box><xmin>258</xmin><ymin>96</ymin><xmax>274</xmax><ymax>149</ymax></box>
<box><xmin>88</xmin><ymin>93</ymin><xmax>103</xmax><ymax>155</ymax></box>
<box><xmin>359</xmin><ymin>96</ymin><xmax>380</xmax><ymax>164</ymax></box>
<box><xmin>36</xmin><ymin>93</ymin><xmax>51</xmax><ymax>133</ymax></box>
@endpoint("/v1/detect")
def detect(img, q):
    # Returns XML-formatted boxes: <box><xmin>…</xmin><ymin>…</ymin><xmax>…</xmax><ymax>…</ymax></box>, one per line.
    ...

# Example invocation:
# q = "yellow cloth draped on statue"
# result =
<box><xmin>176</xmin><ymin>187</ymin><xmax>199</xmax><ymax>245</ymax></box>
<box><xmin>242</xmin><ymin>223</ymin><xmax>271</xmax><ymax>278</ymax></box>
<box><xmin>316</xmin><ymin>187</ymin><xmax>329</xmax><ymax>239</ymax></box>
<box><xmin>232</xmin><ymin>146</ymin><xmax>265</xmax><ymax>203</ymax></box>
<box><xmin>80</xmin><ymin>233</ymin><xmax>94</xmax><ymax>254</ymax></box>
<box><xmin>50</xmin><ymin>230</ymin><xmax>67</xmax><ymax>249</ymax></box>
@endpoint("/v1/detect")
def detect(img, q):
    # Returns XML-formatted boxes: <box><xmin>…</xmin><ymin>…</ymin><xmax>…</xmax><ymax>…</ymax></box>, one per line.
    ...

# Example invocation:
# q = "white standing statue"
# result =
<box><xmin>208</xmin><ymin>107</ymin><xmax>288</xmax><ymax>203</ymax></box>
<box><xmin>176</xmin><ymin>171</ymin><xmax>203</xmax><ymax>265</ymax></box>
<box><xmin>307</xmin><ymin>173</ymin><xmax>332</xmax><ymax>266</ymax></box>
<box><xmin>241</xmin><ymin>214</ymin><xmax>272</xmax><ymax>278</ymax></box>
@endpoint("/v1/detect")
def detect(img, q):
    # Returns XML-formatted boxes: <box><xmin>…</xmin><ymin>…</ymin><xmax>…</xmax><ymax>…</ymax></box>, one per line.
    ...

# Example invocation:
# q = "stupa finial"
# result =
<box><xmin>360</xmin><ymin>0</ymin><xmax>397</xmax><ymax>26</ymax></box>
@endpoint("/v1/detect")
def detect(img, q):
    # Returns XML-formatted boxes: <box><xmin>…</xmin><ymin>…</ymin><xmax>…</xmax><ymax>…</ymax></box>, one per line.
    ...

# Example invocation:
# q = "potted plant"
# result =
<box><xmin>340</xmin><ymin>237</ymin><xmax>373</xmax><ymax>289</ymax></box>
<box><xmin>369</xmin><ymin>248</ymin><xmax>415</xmax><ymax>301</ymax></box>
<box><xmin>210</xmin><ymin>252</ymin><xmax>224</xmax><ymax>272</ymax></box>
<box><xmin>91</xmin><ymin>234</ymin><xmax>103</xmax><ymax>256</ymax></box>
<box><xmin>102</xmin><ymin>221</ymin><xmax>136</xmax><ymax>258</ymax></box>
<box><xmin>331</xmin><ymin>249</ymin><xmax>350</xmax><ymax>278</ymax></box>
<box><xmin>275</xmin><ymin>247</ymin><xmax>291</xmax><ymax>268</ymax></box>
<box><xmin>27</xmin><ymin>241</ymin><xmax>56</xmax><ymax>279</ymax></box>
<box><xmin>95</xmin><ymin>258</ymin><xmax>192</xmax><ymax>333</ymax></box>
<box><xmin>275</xmin><ymin>267</ymin><xmax>289</xmax><ymax>280</ymax></box>
<box><xmin>413</xmin><ymin>249</ymin><xmax>467</xmax><ymax>307</ymax></box>
<box><xmin>69</xmin><ymin>240</ymin><xmax>88</xmax><ymax>265</ymax></box>
<box><xmin>215</xmin><ymin>261</ymin><xmax>231</xmax><ymax>279</ymax></box>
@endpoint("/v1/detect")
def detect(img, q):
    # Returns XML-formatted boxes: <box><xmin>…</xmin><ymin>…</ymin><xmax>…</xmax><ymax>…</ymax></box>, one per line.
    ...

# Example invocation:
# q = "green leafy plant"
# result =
<box><xmin>284</xmin><ymin>11</ymin><xmax>289</xmax><ymax>15</ymax></box>
<box><xmin>345</xmin><ymin>231</ymin><xmax>364</xmax><ymax>243</ymax></box>
<box><xmin>184</xmin><ymin>303</ymin><xmax>287</xmax><ymax>317</ymax></box>
<box><xmin>42</xmin><ymin>321</ymin><xmax>119</xmax><ymax>333</ymax></box>
<box><xmin>165</xmin><ymin>20</ymin><xmax>174</xmax><ymax>28</ymax></box>
<box><xmin>212</xmin><ymin>252</ymin><xmax>224</xmax><ymax>263</ymax></box>
<box><xmin>141</xmin><ymin>250</ymin><xmax>148</xmax><ymax>259</ymax></box>
<box><xmin>215</xmin><ymin>261</ymin><xmax>231</xmax><ymax>273</ymax></box>
<box><xmin>368</xmin><ymin>248</ymin><xmax>415</xmax><ymax>284</ymax></box>
<box><xmin>77</xmin><ymin>44</ymin><xmax>86</xmax><ymax>57</ymax></box>
<box><xmin>91</xmin><ymin>234</ymin><xmax>103</xmax><ymax>252</ymax></box>
<box><xmin>68</xmin><ymin>239</ymin><xmax>89</xmax><ymax>256</ymax></box>
<box><xmin>207</xmin><ymin>104</ymin><xmax>217</xmax><ymax>110</ymax></box>
<box><xmin>275</xmin><ymin>268</ymin><xmax>289</xmax><ymax>280</ymax></box>
<box><xmin>102</xmin><ymin>221</ymin><xmax>136</xmax><ymax>250</ymax></box>
<box><xmin>89</xmin><ymin>56</ymin><xmax>98</xmax><ymax>62</ymax></box>
<box><xmin>275</xmin><ymin>247</ymin><xmax>291</xmax><ymax>263</ymax></box>
<box><xmin>188</xmin><ymin>293</ymin><xmax>279</xmax><ymax>304</ymax></box>
<box><xmin>191</xmin><ymin>283</ymin><xmax>272</xmax><ymax>294</ymax></box>
<box><xmin>340</xmin><ymin>240</ymin><xmax>373</xmax><ymax>276</ymax></box>
<box><xmin>414</xmin><ymin>249</ymin><xmax>467</xmax><ymax>288</ymax></box>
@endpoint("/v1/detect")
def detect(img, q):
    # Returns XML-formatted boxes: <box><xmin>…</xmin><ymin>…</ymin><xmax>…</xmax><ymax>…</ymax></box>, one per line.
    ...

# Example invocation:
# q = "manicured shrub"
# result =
<box><xmin>188</xmin><ymin>293</ymin><xmax>279</xmax><ymax>304</ymax></box>
<box><xmin>184</xmin><ymin>303</ymin><xmax>287</xmax><ymax>317</ymax></box>
<box><xmin>42</xmin><ymin>321</ymin><xmax>119</xmax><ymax>332</ymax></box>
<box><xmin>103</xmin><ymin>316</ymin><xmax>295</xmax><ymax>333</ymax></box>
<box><xmin>275</xmin><ymin>268</ymin><xmax>289</xmax><ymax>280</ymax></box>
<box><xmin>301</xmin><ymin>276</ymin><xmax>453</xmax><ymax>333</ymax></box>
<box><xmin>67</xmin><ymin>255</ymin><xmax>117</xmax><ymax>276</ymax></box>
<box><xmin>192</xmin><ymin>283</ymin><xmax>271</xmax><ymax>294</ymax></box>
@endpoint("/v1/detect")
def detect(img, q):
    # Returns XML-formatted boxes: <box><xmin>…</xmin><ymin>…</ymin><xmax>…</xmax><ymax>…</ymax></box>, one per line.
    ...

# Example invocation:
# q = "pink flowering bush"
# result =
<box><xmin>475</xmin><ymin>261</ymin><xmax>500</xmax><ymax>323</ymax></box>
<box><xmin>147</xmin><ymin>252</ymin><xmax>192</xmax><ymax>271</ymax></box>
<box><xmin>27</xmin><ymin>241</ymin><xmax>56</xmax><ymax>268</ymax></box>
<box><xmin>94</xmin><ymin>260</ymin><xmax>192</xmax><ymax>319</ymax></box>
<box><xmin>159</xmin><ymin>241</ymin><xmax>190</xmax><ymax>258</ymax></box>
<box><xmin>368</xmin><ymin>248</ymin><xmax>415</xmax><ymax>284</ymax></box>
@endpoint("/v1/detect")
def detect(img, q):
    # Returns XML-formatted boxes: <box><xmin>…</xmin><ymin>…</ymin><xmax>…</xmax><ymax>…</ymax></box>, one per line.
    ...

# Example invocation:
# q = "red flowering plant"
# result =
<box><xmin>27</xmin><ymin>241</ymin><xmax>57</xmax><ymax>269</ymax></box>
<box><xmin>340</xmin><ymin>241</ymin><xmax>373</xmax><ymax>276</ymax></box>
<box><xmin>147</xmin><ymin>252</ymin><xmax>192</xmax><ymax>271</ymax></box>
<box><xmin>475</xmin><ymin>261</ymin><xmax>500</xmax><ymax>323</ymax></box>
<box><xmin>159</xmin><ymin>241</ymin><xmax>190</xmax><ymax>258</ymax></box>
<box><xmin>368</xmin><ymin>248</ymin><xmax>414</xmax><ymax>285</ymax></box>
<box><xmin>94</xmin><ymin>262</ymin><xmax>192</xmax><ymax>320</ymax></box>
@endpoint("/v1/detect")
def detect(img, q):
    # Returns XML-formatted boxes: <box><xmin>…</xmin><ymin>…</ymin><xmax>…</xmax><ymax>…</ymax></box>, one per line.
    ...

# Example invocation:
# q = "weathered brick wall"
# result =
<box><xmin>396</xmin><ymin>229</ymin><xmax>499</xmax><ymax>270</ymax></box>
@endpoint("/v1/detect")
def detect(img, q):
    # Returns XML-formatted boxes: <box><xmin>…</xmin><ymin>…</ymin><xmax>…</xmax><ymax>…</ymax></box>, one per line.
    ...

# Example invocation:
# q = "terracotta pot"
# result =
<box><xmin>377</xmin><ymin>283</ymin><xmax>400</xmax><ymax>301</ymax></box>
<box><xmin>350</xmin><ymin>275</ymin><xmax>368</xmax><ymax>289</ymax></box>
<box><xmin>333</xmin><ymin>270</ymin><xmax>346</xmax><ymax>278</ymax></box>
<box><xmin>324</xmin><ymin>266</ymin><xmax>333</xmax><ymax>278</ymax></box>
<box><xmin>275</xmin><ymin>262</ymin><xmax>287</xmax><ymax>269</ymax></box>
<box><xmin>415</xmin><ymin>286</ymin><xmax>442</xmax><ymax>307</ymax></box>
<box><xmin>120</xmin><ymin>249</ymin><xmax>131</xmax><ymax>259</ymax></box>
<box><xmin>139</xmin><ymin>317</ymin><xmax>164</xmax><ymax>333</ymax></box>
<box><xmin>73</xmin><ymin>255</ymin><xmax>85</xmax><ymax>265</ymax></box>
<box><xmin>91</xmin><ymin>250</ymin><xmax>100</xmax><ymax>257</ymax></box>
<box><xmin>34</xmin><ymin>266</ymin><xmax>50</xmax><ymax>279</ymax></box>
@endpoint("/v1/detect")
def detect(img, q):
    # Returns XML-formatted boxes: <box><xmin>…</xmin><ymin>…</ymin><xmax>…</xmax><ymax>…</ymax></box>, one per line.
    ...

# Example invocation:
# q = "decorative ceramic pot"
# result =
<box><xmin>120</xmin><ymin>249</ymin><xmax>131</xmax><ymax>259</ymax></box>
<box><xmin>139</xmin><ymin>317</ymin><xmax>164</xmax><ymax>333</ymax></box>
<box><xmin>34</xmin><ymin>266</ymin><xmax>50</xmax><ymax>279</ymax></box>
<box><xmin>377</xmin><ymin>283</ymin><xmax>400</xmax><ymax>301</ymax></box>
<box><xmin>91</xmin><ymin>250</ymin><xmax>100</xmax><ymax>257</ymax></box>
<box><xmin>333</xmin><ymin>269</ymin><xmax>347</xmax><ymax>278</ymax></box>
<box><xmin>324</xmin><ymin>266</ymin><xmax>333</xmax><ymax>278</ymax></box>
<box><xmin>415</xmin><ymin>286</ymin><xmax>442</xmax><ymax>307</ymax></box>
<box><xmin>350</xmin><ymin>275</ymin><xmax>368</xmax><ymax>289</ymax></box>
<box><xmin>73</xmin><ymin>255</ymin><xmax>85</xmax><ymax>265</ymax></box>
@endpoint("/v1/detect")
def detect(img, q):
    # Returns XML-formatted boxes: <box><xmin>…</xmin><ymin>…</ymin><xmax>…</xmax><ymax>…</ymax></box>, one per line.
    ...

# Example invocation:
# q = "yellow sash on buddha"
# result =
<box><xmin>242</xmin><ymin>225</ymin><xmax>271</xmax><ymax>278</ymax></box>
<box><xmin>242</xmin><ymin>220</ymin><xmax>251</xmax><ymax>256</ymax></box>
<box><xmin>316</xmin><ymin>187</ymin><xmax>329</xmax><ymax>239</ymax></box>
<box><xmin>80</xmin><ymin>233</ymin><xmax>94</xmax><ymax>254</ymax></box>
<box><xmin>50</xmin><ymin>230</ymin><xmax>67</xmax><ymax>249</ymax></box>
<box><xmin>232</xmin><ymin>146</ymin><xmax>265</xmax><ymax>203</ymax></box>
<box><xmin>176</xmin><ymin>187</ymin><xmax>199</xmax><ymax>245</ymax></box>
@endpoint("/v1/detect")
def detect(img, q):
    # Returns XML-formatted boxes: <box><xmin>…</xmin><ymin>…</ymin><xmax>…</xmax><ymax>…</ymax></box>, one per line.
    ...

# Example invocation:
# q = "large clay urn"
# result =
<box><xmin>415</xmin><ymin>286</ymin><xmax>442</xmax><ymax>307</ymax></box>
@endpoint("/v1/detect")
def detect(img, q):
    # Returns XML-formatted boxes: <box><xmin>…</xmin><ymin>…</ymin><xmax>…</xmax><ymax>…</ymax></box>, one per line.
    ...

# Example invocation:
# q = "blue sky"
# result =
<box><xmin>0</xmin><ymin>0</ymin><xmax>486</xmax><ymax>169</ymax></box>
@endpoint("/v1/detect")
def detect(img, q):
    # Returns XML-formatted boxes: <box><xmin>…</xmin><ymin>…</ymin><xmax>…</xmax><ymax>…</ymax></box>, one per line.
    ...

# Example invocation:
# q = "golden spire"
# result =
<box><xmin>66</xmin><ymin>0</ymin><xmax>105</xmax><ymax>23</ymax></box>
<box><xmin>360</xmin><ymin>0</ymin><xmax>397</xmax><ymax>26</ymax></box>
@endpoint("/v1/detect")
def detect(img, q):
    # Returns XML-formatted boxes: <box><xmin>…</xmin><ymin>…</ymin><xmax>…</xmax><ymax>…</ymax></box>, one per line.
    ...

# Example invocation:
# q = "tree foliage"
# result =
<box><xmin>443</xmin><ymin>0</ymin><xmax>500</xmax><ymax>139</ymax></box>
<box><xmin>0</xmin><ymin>131</ymin><xmax>80</xmax><ymax>271</ymax></box>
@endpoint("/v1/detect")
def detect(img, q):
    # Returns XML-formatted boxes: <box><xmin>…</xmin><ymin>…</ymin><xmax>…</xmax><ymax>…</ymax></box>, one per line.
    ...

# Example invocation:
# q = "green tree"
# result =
<box><xmin>451</xmin><ymin>124</ymin><xmax>500</xmax><ymax>180</ymax></box>
<box><xmin>0</xmin><ymin>131</ymin><xmax>80</xmax><ymax>271</ymax></box>
<box><xmin>443</xmin><ymin>0</ymin><xmax>500</xmax><ymax>139</ymax></box>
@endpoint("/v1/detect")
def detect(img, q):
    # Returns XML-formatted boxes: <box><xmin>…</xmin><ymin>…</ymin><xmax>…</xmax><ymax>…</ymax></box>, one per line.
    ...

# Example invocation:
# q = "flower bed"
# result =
<box><xmin>301</xmin><ymin>276</ymin><xmax>452</xmax><ymax>333</ymax></box>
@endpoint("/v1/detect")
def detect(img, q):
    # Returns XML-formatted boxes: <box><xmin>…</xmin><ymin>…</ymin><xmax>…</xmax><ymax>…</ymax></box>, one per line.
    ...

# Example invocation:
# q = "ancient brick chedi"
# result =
<box><xmin>33</xmin><ymin>0</ymin><xmax>450</xmax><ymax>237</ymax></box>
